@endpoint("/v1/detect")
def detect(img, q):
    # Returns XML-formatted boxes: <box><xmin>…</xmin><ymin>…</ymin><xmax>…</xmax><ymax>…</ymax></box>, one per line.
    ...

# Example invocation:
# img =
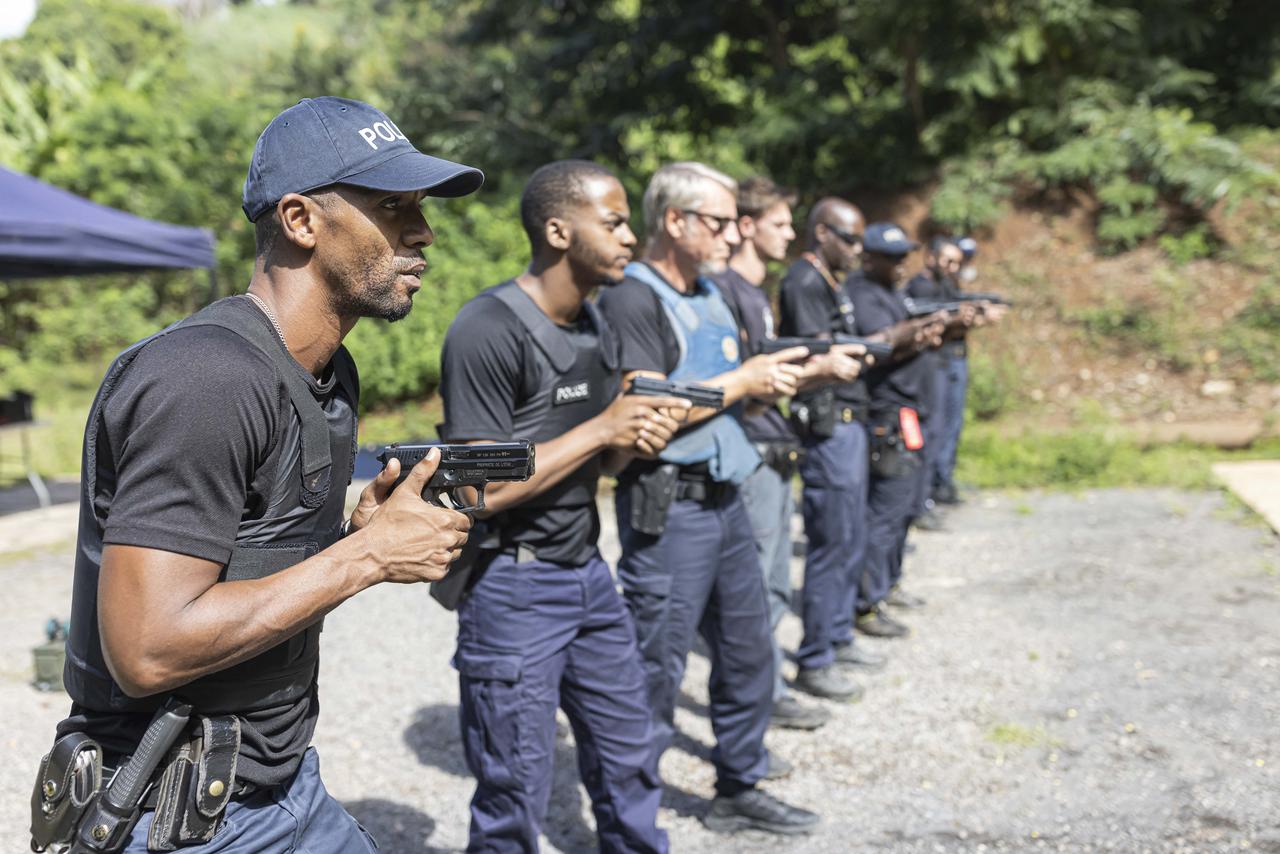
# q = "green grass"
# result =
<box><xmin>957</xmin><ymin>423</ymin><xmax>1280</xmax><ymax>490</ymax></box>
<box><xmin>986</xmin><ymin>722</ymin><xmax>1059</xmax><ymax>749</ymax></box>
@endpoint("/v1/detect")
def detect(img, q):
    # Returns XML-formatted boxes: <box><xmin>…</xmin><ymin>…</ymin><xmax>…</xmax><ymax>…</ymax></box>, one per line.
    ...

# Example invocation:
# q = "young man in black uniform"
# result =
<box><xmin>849</xmin><ymin>224</ymin><xmax>971</xmax><ymax>636</ymax></box>
<box><xmin>778</xmin><ymin>198</ymin><xmax>896</xmax><ymax>686</ymax></box>
<box><xmin>438</xmin><ymin>161</ymin><xmax>688</xmax><ymax>853</ymax></box>
<box><xmin>33</xmin><ymin>98</ymin><xmax>479</xmax><ymax>854</ymax></box>
<box><xmin>710</xmin><ymin>179</ymin><xmax>866</xmax><ymax>732</ymax></box>
<box><xmin>597</xmin><ymin>162</ymin><xmax>819</xmax><ymax>835</ymax></box>
<box><xmin>904</xmin><ymin>237</ymin><xmax>966</xmax><ymax>533</ymax></box>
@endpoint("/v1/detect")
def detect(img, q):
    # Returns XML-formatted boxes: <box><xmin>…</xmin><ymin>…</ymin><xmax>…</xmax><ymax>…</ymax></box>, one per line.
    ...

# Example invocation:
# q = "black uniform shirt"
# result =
<box><xmin>848</xmin><ymin>270</ymin><xmax>932</xmax><ymax>420</ymax></box>
<box><xmin>595</xmin><ymin>268</ymin><xmax>680</xmax><ymax>376</ymax></box>
<box><xmin>708</xmin><ymin>267</ymin><xmax>796</xmax><ymax>444</ymax></box>
<box><xmin>58</xmin><ymin>299</ymin><xmax>355</xmax><ymax>786</ymax></box>
<box><xmin>778</xmin><ymin>258</ymin><xmax>870</xmax><ymax>408</ymax></box>
<box><xmin>904</xmin><ymin>272</ymin><xmax>944</xmax><ymax>414</ymax></box>
<box><xmin>439</xmin><ymin>290</ymin><xmax>618</xmax><ymax>564</ymax></box>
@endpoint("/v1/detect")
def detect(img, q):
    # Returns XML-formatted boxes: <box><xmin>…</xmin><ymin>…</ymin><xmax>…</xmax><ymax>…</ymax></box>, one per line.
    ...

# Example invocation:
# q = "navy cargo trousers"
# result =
<box><xmin>615</xmin><ymin>486</ymin><xmax>774</xmax><ymax>793</ymax></box>
<box><xmin>796</xmin><ymin>420</ymin><xmax>869</xmax><ymax>669</ymax></box>
<box><xmin>454</xmin><ymin>553</ymin><xmax>667</xmax><ymax>854</ymax></box>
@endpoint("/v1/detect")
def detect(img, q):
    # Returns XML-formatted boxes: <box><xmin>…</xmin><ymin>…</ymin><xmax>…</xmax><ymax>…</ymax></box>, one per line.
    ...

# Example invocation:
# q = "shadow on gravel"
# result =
<box><xmin>669</xmin><ymin>730</ymin><xmax>713</xmax><ymax>763</ymax></box>
<box><xmin>344</xmin><ymin>799</ymin><xmax>446</xmax><ymax>854</ymax></box>
<box><xmin>675</xmin><ymin>689</ymin><xmax>708</xmax><ymax>717</ymax></box>
<box><xmin>403</xmin><ymin>704</ymin><xmax>596</xmax><ymax>853</ymax></box>
<box><xmin>404</xmin><ymin>703</ymin><xmax>469</xmax><ymax>777</ymax></box>
<box><xmin>659</xmin><ymin>781</ymin><xmax>710</xmax><ymax>819</ymax></box>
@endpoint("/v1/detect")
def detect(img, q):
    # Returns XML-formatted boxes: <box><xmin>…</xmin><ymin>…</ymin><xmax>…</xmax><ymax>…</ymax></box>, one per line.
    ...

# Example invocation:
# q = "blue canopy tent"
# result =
<box><xmin>0</xmin><ymin>166</ymin><xmax>216</xmax><ymax>278</ymax></box>
<box><xmin>0</xmin><ymin>167</ymin><xmax>217</xmax><ymax>508</ymax></box>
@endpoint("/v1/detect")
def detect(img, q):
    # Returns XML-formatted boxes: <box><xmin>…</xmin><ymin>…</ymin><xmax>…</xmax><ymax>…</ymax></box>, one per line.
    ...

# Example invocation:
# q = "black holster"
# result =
<box><xmin>30</xmin><ymin>732</ymin><xmax>102</xmax><ymax>852</ymax></box>
<box><xmin>790</xmin><ymin>388</ymin><xmax>836</xmax><ymax>440</ymax></box>
<box><xmin>146</xmin><ymin>716</ymin><xmax>240</xmax><ymax>851</ymax></box>
<box><xmin>628</xmin><ymin>463</ymin><xmax>679</xmax><ymax>536</ymax></box>
<box><xmin>869</xmin><ymin>423</ymin><xmax>921</xmax><ymax>480</ymax></box>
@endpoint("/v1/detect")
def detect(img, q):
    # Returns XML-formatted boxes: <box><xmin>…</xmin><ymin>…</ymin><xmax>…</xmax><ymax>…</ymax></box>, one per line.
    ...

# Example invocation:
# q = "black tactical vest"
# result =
<box><xmin>63</xmin><ymin>297</ymin><xmax>357</xmax><ymax>719</ymax></box>
<box><xmin>479</xmin><ymin>282</ymin><xmax>619</xmax><ymax>563</ymax></box>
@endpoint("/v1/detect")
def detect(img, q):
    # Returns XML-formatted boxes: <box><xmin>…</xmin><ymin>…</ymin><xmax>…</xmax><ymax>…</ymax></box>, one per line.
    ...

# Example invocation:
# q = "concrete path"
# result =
<box><xmin>1213</xmin><ymin>460</ymin><xmax>1280</xmax><ymax>534</ymax></box>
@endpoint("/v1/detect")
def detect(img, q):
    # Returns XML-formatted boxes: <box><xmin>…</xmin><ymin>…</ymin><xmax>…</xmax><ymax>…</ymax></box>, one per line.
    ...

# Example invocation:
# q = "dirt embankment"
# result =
<box><xmin>853</xmin><ymin>187</ymin><xmax>1280</xmax><ymax>442</ymax></box>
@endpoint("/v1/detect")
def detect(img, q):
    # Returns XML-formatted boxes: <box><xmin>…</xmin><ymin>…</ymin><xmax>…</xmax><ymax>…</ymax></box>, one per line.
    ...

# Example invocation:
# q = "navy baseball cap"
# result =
<box><xmin>957</xmin><ymin>236</ymin><xmax>978</xmax><ymax>258</ymax></box>
<box><xmin>862</xmin><ymin>222</ymin><xmax>920</xmax><ymax>256</ymax></box>
<box><xmin>242</xmin><ymin>97</ymin><xmax>484</xmax><ymax>221</ymax></box>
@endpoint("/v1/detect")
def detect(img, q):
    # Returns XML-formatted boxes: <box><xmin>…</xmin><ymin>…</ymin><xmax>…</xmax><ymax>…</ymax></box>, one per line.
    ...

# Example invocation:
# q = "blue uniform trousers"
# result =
<box><xmin>615</xmin><ymin>487</ymin><xmax>773</xmax><ymax>793</ymax></box>
<box><xmin>455</xmin><ymin>553</ymin><xmax>667</xmax><ymax>854</ymax></box>
<box><xmin>122</xmin><ymin>749</ymin><xmax>377</xmax><ymax>853</ymax></box>
<box><xmin>934</xmin><ymin>355</ymin><xmax>969</xmax><ymax>490</ymax></box>
<box><xmin>860</xmin><ymin>462</ymin><xmax>921</xmax><ymax>609</ymax></box>
<box><xmin>738</xmin><ymin>460</ymin><xmax>794</xmax><ymax>701</ymax></box>
<box><xmin>796</xmin><ymin>420</ymin><xmax>869</xmax><ymax>669</ymax></box>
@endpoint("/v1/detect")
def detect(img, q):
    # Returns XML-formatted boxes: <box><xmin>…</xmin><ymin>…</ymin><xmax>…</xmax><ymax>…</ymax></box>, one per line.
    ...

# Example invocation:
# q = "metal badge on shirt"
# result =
<box><xmin>553</xmin><ymin>380</ymin><xmax>591</xmax><ymax>406</ymax></box>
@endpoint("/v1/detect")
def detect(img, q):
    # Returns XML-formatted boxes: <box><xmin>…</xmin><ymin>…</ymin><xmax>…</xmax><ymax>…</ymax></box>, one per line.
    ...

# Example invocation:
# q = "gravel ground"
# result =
<box><xmin>2</xmin><ymin>487</ymin><xmax>1278</xmax><ymax>852</ymax></box>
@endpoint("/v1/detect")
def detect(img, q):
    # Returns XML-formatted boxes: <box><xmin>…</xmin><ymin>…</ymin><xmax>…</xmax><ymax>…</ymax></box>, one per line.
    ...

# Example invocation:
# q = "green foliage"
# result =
<box><xmin>965</xmin><ymin>350</ymin><xmax>1023</xmax><ymax>422</ymax></box>
<box><xmin>1222</xmin><ymin>277</ymin><xmax>1280</xmax><ymax>382</ymax></box>
<box><xmin>1158</xmin><ymin>225</ymin><xmax>1215</xmax><ymax>264</ymax></box>
<box><xmin>957</xmin><ymin>426</ymin><xmax>1280</xmax><ymax>491</ymax></box>
<box><xmin>343</xmin><ymin>198</ymin><xmax>527</xmax><ymax>409</ymax></box>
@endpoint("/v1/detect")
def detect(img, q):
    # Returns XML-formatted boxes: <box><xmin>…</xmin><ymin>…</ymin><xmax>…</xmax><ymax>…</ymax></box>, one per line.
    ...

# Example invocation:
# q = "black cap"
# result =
<box><xmin>242</xmin><ymin>97</ymin><xmax>484</xmax><ymax>222</ymax></box>
<box><xmin>862</xmin><ymin>222</ymin><xmax>919</xmax><ymax>256</ymax></box>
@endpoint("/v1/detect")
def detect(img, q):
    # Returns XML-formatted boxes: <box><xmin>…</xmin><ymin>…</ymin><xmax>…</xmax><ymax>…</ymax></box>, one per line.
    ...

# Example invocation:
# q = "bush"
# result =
<box><xmin>342</xmin><ymin>197</ymin><xmax>527</xmax><ymax>410</ymax></box>
<box><xmin>964</xmin><ymin>349</ymin><xmax>1023</xmax><ymax>422</ymax></box>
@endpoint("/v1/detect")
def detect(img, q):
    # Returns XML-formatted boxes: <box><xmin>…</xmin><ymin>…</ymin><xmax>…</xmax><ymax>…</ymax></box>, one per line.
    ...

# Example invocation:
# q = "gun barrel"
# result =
<box><xmin>627</xmin><ymin>376</ymin><xmax>725</xmax><ymax>411</ymax></box>
<box><xmin>759</xmin><ymin>337</ymin><xmax>832</xmax><ymax>356</ymax></box>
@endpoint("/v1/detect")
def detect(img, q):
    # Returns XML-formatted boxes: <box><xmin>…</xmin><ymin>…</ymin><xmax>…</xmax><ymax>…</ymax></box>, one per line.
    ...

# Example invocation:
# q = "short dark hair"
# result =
<box><xmin>253</xmin><ymin>188</ymin><xmax>336</xmax><ymax>258</ymax></box>
<box><xmin>520</xmin><ymin>160</ymin><xmax>618</xmax><ymax>252</ymax></box>
<box><xmin>737</xmin><ymin>176</ymin><xmax>797</xmax><ymax>220</ymax></box>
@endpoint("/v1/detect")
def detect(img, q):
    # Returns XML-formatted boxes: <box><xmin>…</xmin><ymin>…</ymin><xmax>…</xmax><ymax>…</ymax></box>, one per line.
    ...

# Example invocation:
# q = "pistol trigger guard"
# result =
<box><xmin>448</xmin><ymin>486</ymin><xmax>485</xmax><ymax>515</ymax></box>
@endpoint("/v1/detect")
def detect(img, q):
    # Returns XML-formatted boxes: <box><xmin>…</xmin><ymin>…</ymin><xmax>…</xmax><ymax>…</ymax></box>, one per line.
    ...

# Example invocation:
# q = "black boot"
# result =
<box><xmin>703</xmin><ymin>788</ymin><xmax>821</xmax><ymax>835</ymax></box>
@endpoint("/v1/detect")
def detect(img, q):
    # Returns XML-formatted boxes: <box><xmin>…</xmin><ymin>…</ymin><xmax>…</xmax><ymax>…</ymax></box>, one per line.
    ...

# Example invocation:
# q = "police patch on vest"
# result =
<box><xmin>721</xmin><ymin>335</ymin><xmax>739</xmax><ymax>363</ymax></box>
<box><xmin>553</xmin><ymin>381</ymin><xmax>591</xmax><ymax>405</ymax></box>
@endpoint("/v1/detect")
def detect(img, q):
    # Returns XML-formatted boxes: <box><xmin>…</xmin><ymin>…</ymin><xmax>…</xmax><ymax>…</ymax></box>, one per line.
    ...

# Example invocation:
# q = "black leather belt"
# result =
<box><xmin>673</xmin><ymin>477</ymin><xmax>733</xmax><ymax>504</ymax></box>
<box><xmin>941</xmin><ymin>341</ymin><xmax>967</xmax><ymax>358</ymax></box>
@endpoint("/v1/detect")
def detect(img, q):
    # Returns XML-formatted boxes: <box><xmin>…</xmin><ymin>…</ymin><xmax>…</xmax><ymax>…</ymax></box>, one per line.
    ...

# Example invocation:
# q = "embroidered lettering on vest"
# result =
<box><xmin>553</xmin><ymin>381</ymin><xmax>590</xmax><ymax>405</ymax></box>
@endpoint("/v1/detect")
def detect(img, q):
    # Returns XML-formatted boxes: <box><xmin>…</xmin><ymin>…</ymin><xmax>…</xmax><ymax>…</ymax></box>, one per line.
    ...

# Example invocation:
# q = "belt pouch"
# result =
<box><xmin>148</xmin><ymin>716</ymin><xmax>240</xmax><ymax>851</ymax></box>
<box><xmin>790</xmin><ymin>388</ymin><xmax>836</xmax><ymax>440</ymax></box>
<box><xmin>629</xmin><ymin>463</ymin><xmax>679</xmax><ymax>536</ymax></box>
<box><xmin>30</xmin><ymin>732</ymin><xmax>102</xmax><ymax>852</ymax></box>
<box><xmin>869</xmin><ymin>425</ymin><xmax>920</xmax><ymax>480</ymax></box>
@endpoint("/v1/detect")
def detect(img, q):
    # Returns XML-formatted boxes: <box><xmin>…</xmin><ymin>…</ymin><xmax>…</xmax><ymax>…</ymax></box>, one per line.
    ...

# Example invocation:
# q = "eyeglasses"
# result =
<box><xmin>681</xmin><ymin>209</ymin><xmax>739</xmax><ymax>236</ymax></box>
<box><xmin>825</xmin><ymin>225</ymin><xmax>863</xmax><ymax>246</ymax></box>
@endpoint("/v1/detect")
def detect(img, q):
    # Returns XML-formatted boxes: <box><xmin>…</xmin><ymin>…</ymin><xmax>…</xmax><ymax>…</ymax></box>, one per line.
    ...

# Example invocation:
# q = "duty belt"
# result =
<box><xmin>836</xmin><ymin>404</ymin><xmax>867</xmax><ymax>424</ymax></box>
<box><xmin>752</xmin><ymin>442</ymin><xmax>804</xmax><ymax>476</ymax></box>
<box><xmin>940</xmin><ymin>341</ymin><xmax>967</xmax><ymax>358</ymax></box>
<box><xmin>673</xmin><ymin>471</ymin><xmax>733</xmax><ymax>504</ymax></box>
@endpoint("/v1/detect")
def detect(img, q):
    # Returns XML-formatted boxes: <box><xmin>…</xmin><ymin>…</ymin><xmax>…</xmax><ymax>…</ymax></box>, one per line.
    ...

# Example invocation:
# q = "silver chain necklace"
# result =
<box><xmin>243</xmin><ymin>292</ymin><xmax>288</xmax><ymax>348</ymax></box>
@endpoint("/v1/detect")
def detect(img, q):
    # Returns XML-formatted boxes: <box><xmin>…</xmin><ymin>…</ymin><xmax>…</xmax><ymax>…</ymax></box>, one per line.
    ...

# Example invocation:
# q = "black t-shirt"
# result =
<box><xmin>904</xmin><ymin>272</ymin><xmax>944</xmax><ymax>411</ymax></box>
<box><xmin>58</xmin><ymin>298</ymin><xmax>355</xmax><ymax>787</ymax></box>
<box><xmin>778</xmin><ymin>258</ymin><xmax>870</xmax><ymax>408</ymax></box>
<box><xmin>708</xmin><ymin>268</ymin><xmax>795</xmax><ymax>444</ymax></box>
<box><xmin>848</xmin><ymin>271</ymin><xmax>932</xmax><ymax>420</ymax></box>
<box><xmin>595</xmin><ymin>269</ymin><xmax>680</xmax><ymax>375</ymax></box>
<box><xmin>439</xmin><ymin>287</ymin><xmax>618</xmax><ymax>564</ymax></box>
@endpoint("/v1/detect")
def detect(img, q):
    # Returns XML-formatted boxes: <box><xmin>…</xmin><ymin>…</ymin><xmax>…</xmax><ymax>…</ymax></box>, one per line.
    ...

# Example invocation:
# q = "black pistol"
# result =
<box><xmin>626</xmin><ymin>375</ymin><xmax>725</xmax><ymax>411</ymax></box>
<box><xmin>377</xmin><ymin>441</ymin><xmax>535</xmax><ymax>513</ymax></box>
<box><xmin>904</xmin><ymin>293</ymin><xmax>1012</xmax><ymax>319</ymax></box>
<box><xmin>759</xmin><ymin>335</ymin><xmax>892</xmax><ymax>362</ymax></box>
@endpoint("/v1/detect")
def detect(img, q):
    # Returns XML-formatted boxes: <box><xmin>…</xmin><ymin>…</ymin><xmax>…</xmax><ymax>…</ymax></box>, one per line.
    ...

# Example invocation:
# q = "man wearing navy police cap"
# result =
<box><xmin>33</xmin><ymin>97</ymin><xmax>480</xmax><ymax>854</ymax></box>
<box><xmin>845</xmin><ymin>223</ymin><xmax>962</xmax><ymax>638</ymax></box>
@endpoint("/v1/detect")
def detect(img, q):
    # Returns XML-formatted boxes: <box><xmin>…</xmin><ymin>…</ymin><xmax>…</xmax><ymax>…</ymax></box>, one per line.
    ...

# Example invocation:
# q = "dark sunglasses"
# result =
<box><xmin>681</xmin><ymin>209</ymin><xmax>739</xmax><ymax>236</ymax></box>
<box><xmin>825</xmin><ymin>225</ymin><xmax>863</xmax><ymax>246</ymax></box>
